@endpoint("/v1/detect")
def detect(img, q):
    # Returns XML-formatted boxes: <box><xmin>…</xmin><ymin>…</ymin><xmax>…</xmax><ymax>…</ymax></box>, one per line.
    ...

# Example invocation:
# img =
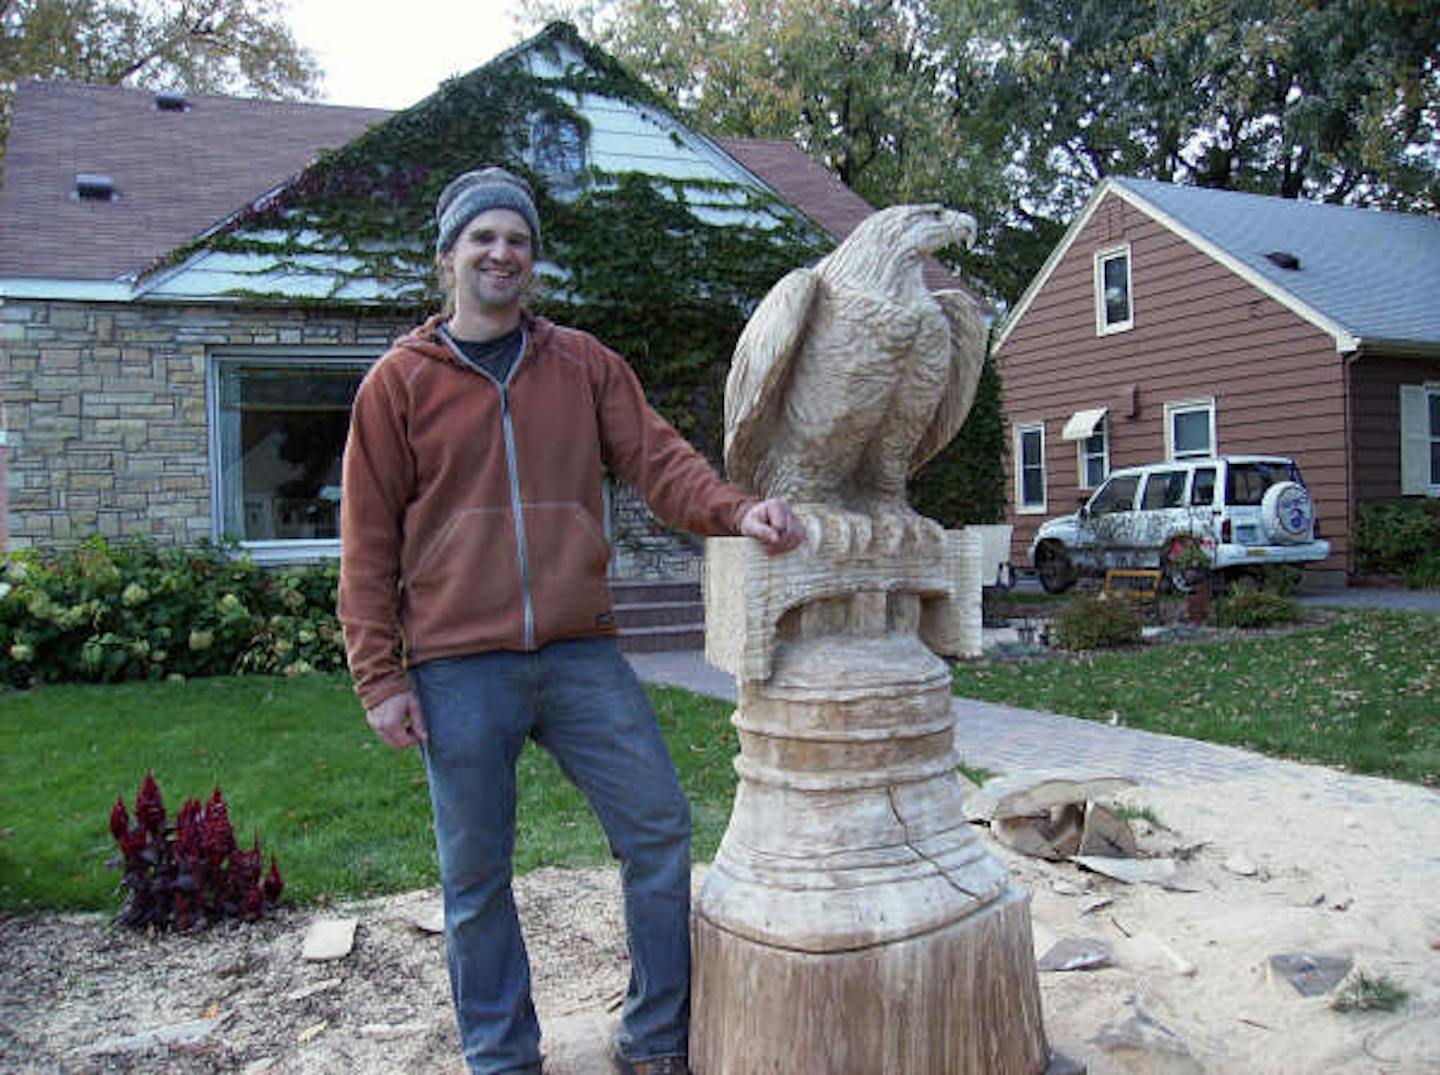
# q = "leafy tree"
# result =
<box><xmin>985</xmin><ymin>0</ymin><xmax>1440</xmax><ymax>221</ymax></box>
<box><xmin>0</xmin><ymin>0</ymin><xmax>319</xmax><ymax>153</ymax></box>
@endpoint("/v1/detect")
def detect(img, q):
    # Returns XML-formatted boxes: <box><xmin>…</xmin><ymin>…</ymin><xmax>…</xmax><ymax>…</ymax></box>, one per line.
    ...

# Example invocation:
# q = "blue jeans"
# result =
<box><xmin>412</xmin><ymin>638</ymin><xmax>692</xmax><ymax>1075</ymax></box>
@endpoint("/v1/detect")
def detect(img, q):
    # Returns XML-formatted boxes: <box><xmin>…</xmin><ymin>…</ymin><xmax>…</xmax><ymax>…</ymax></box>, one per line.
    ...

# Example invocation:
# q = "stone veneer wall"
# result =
<box><xmin>1</xmin><ymin>298</ymin><xmax>414</xmax><ymax>551</ymax></box>
<box><xmin>608</xmin><ymin>481</ymin><xmax>704</xmax><ymax>581</ymax></box>
<box><xmin>1</xmin><ymin>297</ymin><xmax>708</xmax><ymax>579</ymax></box>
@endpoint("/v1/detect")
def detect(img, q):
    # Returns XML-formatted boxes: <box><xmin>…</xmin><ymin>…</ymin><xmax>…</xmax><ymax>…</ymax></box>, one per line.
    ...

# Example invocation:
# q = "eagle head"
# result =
<box><xmin>820</xmin><ymin>204</ymin><xmax>978</xmax><ymax>294</ymax></box>
<box><xmin>891</xmin><ymin>203</ymin><xmax>978</xmax><ymax>254</ymax></box>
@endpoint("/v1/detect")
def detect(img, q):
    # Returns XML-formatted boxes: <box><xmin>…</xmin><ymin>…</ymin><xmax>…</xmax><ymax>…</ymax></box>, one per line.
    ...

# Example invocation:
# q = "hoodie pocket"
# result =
<box><xmin>402</xmin><ymin>506</ymin><xmax>524</xmax><ymax>652</ymax></box>
<box><xmin>524</xmin><ymin>502</ymin><xmax>614</xmax><ymax>639</ymax></box>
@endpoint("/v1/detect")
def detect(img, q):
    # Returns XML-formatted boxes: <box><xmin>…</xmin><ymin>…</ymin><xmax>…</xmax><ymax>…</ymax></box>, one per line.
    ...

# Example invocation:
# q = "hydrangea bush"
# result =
<box><xmin>0</xmin><ymin>536</ymin><xmax>343</xmax><ymax>687</ymax></box>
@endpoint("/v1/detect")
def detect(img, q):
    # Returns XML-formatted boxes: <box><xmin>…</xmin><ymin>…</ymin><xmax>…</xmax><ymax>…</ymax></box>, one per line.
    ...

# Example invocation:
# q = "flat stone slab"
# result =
<box><xmin>301</xmin><ymin>917</ymin><xmax>358</xmax><ymax>962</ymax></box>
<box><xmin>1038</xmin><ymin>937</ymin><xmax>1112</xmax><ymax>972</ymax></box>
<box><xmin>76</xmin><ymin>1014</ymin><xmax>227</xmax><ymax>1055</ymax></box>
<box><xmin>1268</xmin><ymin>952</ymin><xmax>1354</xmax><ymax>997</ymax></box>
<box><xmin>1072</xmin><ymin>855</ymin><xmax>1178</xmax><ymax>887</ymax></box>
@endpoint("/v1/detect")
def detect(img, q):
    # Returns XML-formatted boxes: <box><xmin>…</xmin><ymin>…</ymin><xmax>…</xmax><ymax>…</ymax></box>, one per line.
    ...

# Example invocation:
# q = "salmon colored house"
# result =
<box><xmin>993</xmin><ymin>177</ymin><xmax>1440</xmax><ymax>588</ymax></box>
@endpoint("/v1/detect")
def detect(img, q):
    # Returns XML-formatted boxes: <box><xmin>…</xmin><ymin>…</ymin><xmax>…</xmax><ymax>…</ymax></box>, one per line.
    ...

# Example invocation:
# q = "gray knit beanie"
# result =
<box><xmin>434</xmin><ymin>167</ymin><xmax>542</xmax><ymax>256</ymax></box>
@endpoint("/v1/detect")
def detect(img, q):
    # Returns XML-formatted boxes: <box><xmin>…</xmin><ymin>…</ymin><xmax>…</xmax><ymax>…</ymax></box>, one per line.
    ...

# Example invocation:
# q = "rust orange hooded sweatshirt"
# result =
<box><xmin>338</xmin><ymin>312</ymin><xmax>756</xmax><ymax>710</ymax></box>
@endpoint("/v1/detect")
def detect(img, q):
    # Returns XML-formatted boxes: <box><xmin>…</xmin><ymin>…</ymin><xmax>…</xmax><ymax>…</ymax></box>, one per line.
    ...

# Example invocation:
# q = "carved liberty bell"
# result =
<box><xmin>691</xmin><ymin>534</ymin><xmax>1049</xmax><ymax>1073</ymax></box>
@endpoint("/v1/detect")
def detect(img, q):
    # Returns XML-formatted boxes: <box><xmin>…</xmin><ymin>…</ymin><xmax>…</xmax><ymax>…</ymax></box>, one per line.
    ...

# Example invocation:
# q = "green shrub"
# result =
<box><xmin>1215</xmin><ymin>588</ymin><xmax>1303</xmax><ymax>629</ymax></box>
<box><xmin>0</xmin><ymin>536</ymin><xmax>343</xmax><ymax>688</ymax></box>
<box><xmin>1052</xmin><ymin>595</ymin><xmax>1143</xmax><ymax>651</ymax></box>
<box><xmin>1354</xmin><ymin>500</ymin><xmax>1440</xmax><ymax>585</ymax></box>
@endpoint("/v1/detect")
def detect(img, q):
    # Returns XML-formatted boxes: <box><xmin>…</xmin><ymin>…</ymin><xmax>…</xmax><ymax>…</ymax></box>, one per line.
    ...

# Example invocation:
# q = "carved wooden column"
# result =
<box><xmin>691</xmin><ymin>531</ymin><xmax>1049</xmax><ymax>1074</ymax></box>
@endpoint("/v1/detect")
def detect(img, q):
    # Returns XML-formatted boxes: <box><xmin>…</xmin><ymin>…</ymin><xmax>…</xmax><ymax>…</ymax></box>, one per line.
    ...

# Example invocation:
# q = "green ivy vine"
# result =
<box><xmin>138</xmin><ymin>22</ymin><xmax>828</xmax><ymax>463</ymax></box>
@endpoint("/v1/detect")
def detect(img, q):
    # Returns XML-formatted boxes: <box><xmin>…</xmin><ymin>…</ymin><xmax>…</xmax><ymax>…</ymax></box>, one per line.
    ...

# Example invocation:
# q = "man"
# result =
<box><xmin>338</xmin><ymin>167</ymin><xmax>803</xmax><ymax>1075</ymax></box>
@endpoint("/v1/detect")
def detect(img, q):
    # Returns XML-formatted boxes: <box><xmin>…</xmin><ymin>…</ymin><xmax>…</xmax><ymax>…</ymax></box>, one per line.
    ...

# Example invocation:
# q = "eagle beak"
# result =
<box><xmin>946</xmin><ymin>210</ymin><xmax>978</xmax><ymax>251</ymax></box>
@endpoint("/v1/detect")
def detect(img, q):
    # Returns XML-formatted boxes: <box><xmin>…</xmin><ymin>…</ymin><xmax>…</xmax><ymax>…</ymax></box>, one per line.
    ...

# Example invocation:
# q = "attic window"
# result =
<box><xmin>1265</xmin><ymin>250</ymin><xmax>1301</xmax><ymax>270</ymax></box>
<box><xmin>529</xmin><ymin>115</ymin><xmax>586</xmax><ymax>196</ymax></box>
<box><xmin>74</xmin><ymin>174</ymin><xmax>117</xmax><ymax>202</ymax></box>
<box><xmin>155</xmin><ymin>90</ymin><xmax>190</xmax><ymax>112</ymax></box>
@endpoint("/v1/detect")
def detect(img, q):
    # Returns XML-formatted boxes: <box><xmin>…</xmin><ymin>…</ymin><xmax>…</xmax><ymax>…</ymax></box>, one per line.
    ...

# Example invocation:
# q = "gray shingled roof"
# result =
<box><xmin>0</xmin><ymin>81</ymin><xmax>389</xmax><ymax>280</ymax></box>
<box><xmin>1116</xmin><ymin>177</ymin><xmax>1440</xmax><ymax>348</ymax></box>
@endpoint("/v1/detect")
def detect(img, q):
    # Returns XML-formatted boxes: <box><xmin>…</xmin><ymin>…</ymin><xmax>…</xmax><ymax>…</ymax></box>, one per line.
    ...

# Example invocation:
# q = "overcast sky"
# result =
<box><xmin>287</xmin><ymin>0</ymin><xmax>536</xmax><ymax>110</ymax></box>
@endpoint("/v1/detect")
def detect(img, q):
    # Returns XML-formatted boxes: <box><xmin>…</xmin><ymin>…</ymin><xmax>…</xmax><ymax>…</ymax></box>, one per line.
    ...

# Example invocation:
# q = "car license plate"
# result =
<box><xmin>1246</xmin><ymin>548</ymin><xmax>1269</xmax><ymax>558</ymax></box>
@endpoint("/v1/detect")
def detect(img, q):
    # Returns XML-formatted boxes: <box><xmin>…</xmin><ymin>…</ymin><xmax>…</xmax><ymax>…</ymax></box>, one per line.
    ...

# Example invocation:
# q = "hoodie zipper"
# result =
<box><xmin>441</xmin><ymin>326</ymin><xmax>536</xmax><ymax>650</ymax></box>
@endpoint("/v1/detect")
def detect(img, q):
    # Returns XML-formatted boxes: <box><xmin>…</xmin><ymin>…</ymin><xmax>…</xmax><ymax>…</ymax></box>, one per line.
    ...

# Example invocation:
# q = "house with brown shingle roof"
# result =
<box><xmin>0</xmin><ymin>23</ymin><xmax>949</xmax><ymax>566</ymax></box>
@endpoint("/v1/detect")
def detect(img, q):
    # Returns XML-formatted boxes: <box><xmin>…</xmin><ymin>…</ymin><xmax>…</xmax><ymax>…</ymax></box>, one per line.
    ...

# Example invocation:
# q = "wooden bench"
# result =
<box><xmin>1103</xmin><ymin>568</ymin><xmax>1162</xmax><ymax>618</ymax></box>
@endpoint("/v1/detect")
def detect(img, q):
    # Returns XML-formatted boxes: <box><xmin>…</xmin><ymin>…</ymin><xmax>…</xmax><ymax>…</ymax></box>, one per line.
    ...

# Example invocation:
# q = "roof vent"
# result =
<box><xmin>74</xmin><ymin>173</ymin><xmax>117</xmax><ymax>202</ymax></box>
<box><xmin>155</xmin><ymin>90</ymin><xmax>190</xmax><ymax>112</ymax></box>
<box><xmin>1265</xmin><ymin>250</ymin><xmax>1301</xmax><ymax>270</ymax></box>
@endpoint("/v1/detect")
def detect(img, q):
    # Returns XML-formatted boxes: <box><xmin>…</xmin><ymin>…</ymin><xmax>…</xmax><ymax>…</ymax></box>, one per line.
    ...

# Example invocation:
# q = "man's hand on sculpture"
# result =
<box><xmin>367</xmin><ymin>690</ymin><xmax>428</xmax><ymax>750</ymax></box>
<box><xmin>740</xmin><ymin>498</ymin><xmax>806</xmax><ymax>555</ymax></box>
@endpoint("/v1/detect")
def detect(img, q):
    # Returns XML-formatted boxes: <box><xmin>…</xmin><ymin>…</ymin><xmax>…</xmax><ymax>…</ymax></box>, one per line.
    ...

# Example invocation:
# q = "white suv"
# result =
<box><xmin>1028</xmin><ymin>455</ymin><xmax>1331</xmax><ymax>593</ymax></box>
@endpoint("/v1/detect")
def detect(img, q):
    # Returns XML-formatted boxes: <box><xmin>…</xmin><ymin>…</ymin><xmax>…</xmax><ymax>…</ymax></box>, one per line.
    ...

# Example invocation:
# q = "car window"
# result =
<box><xmin>1088</xmin><ymin>474</ymin><xmax>1140</xmax><ymax>515</ymax></box>
<box><xmin>1191</xmin><ymin>467</ymin><xmax>1216</xmax><ymax>506</ymax></box>
<box><xmin>1141</xmin><ymin>470</ymin><xmax>1187</xmax><ymax>510</ymax></box>
<box><xmin>1226</xmin><ymin>461</ymin><xmax>1301</xmax><ymax>505</ymax></box>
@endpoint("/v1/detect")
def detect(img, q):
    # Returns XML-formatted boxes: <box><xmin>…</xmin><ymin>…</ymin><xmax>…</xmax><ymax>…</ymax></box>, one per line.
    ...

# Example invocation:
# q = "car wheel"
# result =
<box><xmin>1260</xmin><ymin>481</ymin><xmax>1314</xmax><ymax>544</ymax></box>
<box><xmin>1035</xmin><ymin>543</ymin><xmax>1076</xmax><ymax>594</ymax></box>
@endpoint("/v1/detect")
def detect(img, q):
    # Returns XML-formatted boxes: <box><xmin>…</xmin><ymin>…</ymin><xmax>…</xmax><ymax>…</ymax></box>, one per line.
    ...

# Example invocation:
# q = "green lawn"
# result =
<box><xmin>0</xmin><ymin>675</ymin><xmax>736</xmax><ymax>913</ymax></box>
<box><xmin>952</xmin><ymin>610</ymin><xmax>1440</xmax><ymax>786</ymax></box>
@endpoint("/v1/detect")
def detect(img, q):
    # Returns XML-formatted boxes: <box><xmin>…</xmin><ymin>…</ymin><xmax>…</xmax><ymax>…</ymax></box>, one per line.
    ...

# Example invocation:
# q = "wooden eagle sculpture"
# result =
<box><xmin>724</xmin><ymin>204</ymin><xmax>987</xmax><ymax>555</ymax></box>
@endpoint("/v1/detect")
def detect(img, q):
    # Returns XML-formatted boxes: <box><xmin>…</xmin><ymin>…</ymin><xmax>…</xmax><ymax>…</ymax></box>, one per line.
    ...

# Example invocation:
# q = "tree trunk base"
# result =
<box><xmin>691</xmin><ymin>883</ymin><xmax>1049</xmax><ymax>1074</ymax></box>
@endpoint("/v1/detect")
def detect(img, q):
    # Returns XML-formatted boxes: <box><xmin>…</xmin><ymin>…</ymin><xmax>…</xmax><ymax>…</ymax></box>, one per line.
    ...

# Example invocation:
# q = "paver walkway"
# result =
<box><xmin>629</xmin><ymin>586</ymin><xmax>1439</xmax><ymax>789</ymax></box>
<box><xmin>628</xmin><ymin>649</ymin><xmax>1276</xmax><ymax>788</ymax></box>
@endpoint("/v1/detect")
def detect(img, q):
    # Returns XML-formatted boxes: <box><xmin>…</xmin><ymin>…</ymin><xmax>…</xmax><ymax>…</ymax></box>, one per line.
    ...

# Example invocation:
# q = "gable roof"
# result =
<box><xmin>0</xmin><ymin>32</ymin><xmax>973</xmax><ymax>302</ymax></box>
<box><xmin>996</xmin><ymin>176</ymin><xmax>1440</xmax><ymax>356</ymax></box>
<box><xmin>0</xmin><ymin>80</ymin><xmax>388</xmax><ymax>281</ymax></box>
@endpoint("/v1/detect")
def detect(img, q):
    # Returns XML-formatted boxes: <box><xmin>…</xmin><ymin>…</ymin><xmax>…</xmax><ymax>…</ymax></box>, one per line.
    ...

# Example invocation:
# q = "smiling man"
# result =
<box><xmin>338</xmin><ymin>167</ymin><xmax>802</xmax><ymax>1075</ymax></box>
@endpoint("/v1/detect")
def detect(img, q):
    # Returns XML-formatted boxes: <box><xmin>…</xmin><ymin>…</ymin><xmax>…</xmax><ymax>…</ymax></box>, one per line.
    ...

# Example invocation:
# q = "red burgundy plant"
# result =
<box><xmin>108</xmin><ymin>772</ymin><xmax>284</xmax><ymax>930</ymax></box>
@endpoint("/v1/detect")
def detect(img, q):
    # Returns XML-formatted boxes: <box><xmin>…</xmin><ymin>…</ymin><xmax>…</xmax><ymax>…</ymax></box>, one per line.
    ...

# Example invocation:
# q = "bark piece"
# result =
<box><xmin>1078</xmin><ymin>802</ymin><xmax>1138</xmax><ymax>858</ymax></box>
<box><xmin>965</xmin><ymin>770</ymin><xmax>1138</xmax><ymax>823</ymax></box>
<box><xmin>993</xmin><ymin>803</ymin><xmax>1084</xmax><ymax>860</ymax></box>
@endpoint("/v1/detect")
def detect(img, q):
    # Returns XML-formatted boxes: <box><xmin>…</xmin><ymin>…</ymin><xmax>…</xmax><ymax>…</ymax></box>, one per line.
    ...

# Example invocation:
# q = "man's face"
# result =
<box><xmin>441</xmin><ymin>208</ymin><xmax>535</xmax><ymax>316</ymax></box>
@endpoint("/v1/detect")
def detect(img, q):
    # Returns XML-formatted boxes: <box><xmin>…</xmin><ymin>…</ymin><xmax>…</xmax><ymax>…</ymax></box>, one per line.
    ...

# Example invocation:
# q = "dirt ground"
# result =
<box><xmin>4</xmin><ymin>762</ymin><xmax>1440</xmax><ymax>1074</ymax></box>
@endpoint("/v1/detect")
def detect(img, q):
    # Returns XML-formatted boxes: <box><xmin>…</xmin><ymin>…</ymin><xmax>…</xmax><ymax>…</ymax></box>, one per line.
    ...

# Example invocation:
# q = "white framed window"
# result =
<box><xmin>208</xmin><ymin>351</ymin><xmax>372</xmax><ymax>561</ymax></box>
<box><xmin>1400</xmin><ymin>383</ymin><xmax>1440</xmax><ymax>495</ymax></box>
<box><xmin>1094</xmin><ymin>244</ymin><xmax>1133</xmax><ymax>335</ymax></box>
<box><xmin>1014</xmin><ymin>421</ymin><xmax>1047</xmax><ymax>514</ymax></box>
<box><xmin>1165</xmin><ymin>398</ymin><xmax>1216</xmax><ymax>461</ymax></box>
<box><xmin>1060</xmin><ymin>409</ymin><xmax>1109</xmax><ymax>490</ymax></box>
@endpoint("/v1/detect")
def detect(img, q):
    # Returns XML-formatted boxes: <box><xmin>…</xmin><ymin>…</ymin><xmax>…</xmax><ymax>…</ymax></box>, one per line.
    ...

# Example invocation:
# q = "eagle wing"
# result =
<box><xmin>909</xmin><ymin>289</ymin><xmax>989</xmax><ymax>475</ymax></box>
<box><xmin>723</xmin><ymin>267</ymin><xmax>823</xmax><ymax>492</ymax></box>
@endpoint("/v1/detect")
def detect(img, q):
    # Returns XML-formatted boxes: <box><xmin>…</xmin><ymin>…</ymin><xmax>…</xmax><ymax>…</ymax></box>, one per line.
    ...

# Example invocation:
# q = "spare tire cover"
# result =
<box><xmin>1261</xmin><ymin>481</ymin><xmax>1313</xmax><ymax>543</ymax></box>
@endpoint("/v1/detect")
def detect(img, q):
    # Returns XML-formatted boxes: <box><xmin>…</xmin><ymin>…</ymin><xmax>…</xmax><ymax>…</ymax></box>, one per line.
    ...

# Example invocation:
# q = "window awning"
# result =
<box><xmin>1062</xmin><ymin>407</ymin><xmax>1109</xmax><ymax>441</ymax></box>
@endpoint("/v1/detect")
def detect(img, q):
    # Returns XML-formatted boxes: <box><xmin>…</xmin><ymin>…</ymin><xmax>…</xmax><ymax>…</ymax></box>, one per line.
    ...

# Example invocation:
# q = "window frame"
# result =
<box><xmin>1429</xmin><ymin>385</ymin><xmax>1440</xmax><ymax>494</ymax></box>
<box><xmin>207</xmin><ymin>349</ymin><xmax>374</xmax><ymax>564</ymax></box>
<box><xmin>1094</xmin><ymin>244</ymin><xmax>1134</xmax><ymax>335</ymax></box>
<box><xmin>1014</xmin><ymin>421</ymin><xmax>1048</xmax><ymax>515</ymax></box>
<box><xmin>1401</xmin><ymin>383</ymin><xmax>1440</xmax><ymax>496</ymax></box>
<box><xmin>1164</xmin><ymin>397</ymin><xmax>1217</xmax><ymax>462</ymax></box>
<box><xmin>1077</xmin><ymin>415</ymin><xmax>1109</xmax><ymax>490</ymax></box>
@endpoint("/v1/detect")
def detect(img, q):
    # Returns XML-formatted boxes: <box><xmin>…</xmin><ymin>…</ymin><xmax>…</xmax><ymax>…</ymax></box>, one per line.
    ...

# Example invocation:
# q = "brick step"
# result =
<box><xmin>618</xmin><ymin>623</ymin><xmax>706</xmax><ymax>654</ymax></box>
<box><xmin>614</xmin><ymin>600</ymin><xmax>706</xmax><ymax>630</ymax></box>
<box><xmin>611</xmin><ymin>579</ymin><xmax>704</xmax><ymax>652</ymax></box>
<box><xmin>611</xmin><ymin>579</ymin><xmax>702</xmax><ymax>606</ymax></box>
